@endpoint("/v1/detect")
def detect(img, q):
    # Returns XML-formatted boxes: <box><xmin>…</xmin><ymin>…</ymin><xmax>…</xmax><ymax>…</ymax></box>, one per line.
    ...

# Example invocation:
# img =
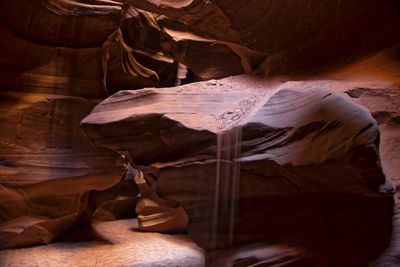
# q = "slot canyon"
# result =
<box><xmin>1</xmin><ymin>0</ymin><xmax>400</xmax><ymax>266</ymax></box>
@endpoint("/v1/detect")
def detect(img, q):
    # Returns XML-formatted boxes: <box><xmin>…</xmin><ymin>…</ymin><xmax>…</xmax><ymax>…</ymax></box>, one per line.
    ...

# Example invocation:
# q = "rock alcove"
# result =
<box><xmin>1</xmin><ymin>1</ymin><xmax>400</xmax><ymax>266</ymax></box>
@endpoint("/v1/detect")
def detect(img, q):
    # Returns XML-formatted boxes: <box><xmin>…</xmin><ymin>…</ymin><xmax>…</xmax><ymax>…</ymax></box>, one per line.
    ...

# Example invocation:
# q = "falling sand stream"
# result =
<box><xmin>212</xmin><ymin>126</ymin><xmax>243</xmax><ymax>249</ymax></box>
<box><xmin>210</xmin><ymin>85</ymin><xmax>280</xmax><ymax>249</ymax></box>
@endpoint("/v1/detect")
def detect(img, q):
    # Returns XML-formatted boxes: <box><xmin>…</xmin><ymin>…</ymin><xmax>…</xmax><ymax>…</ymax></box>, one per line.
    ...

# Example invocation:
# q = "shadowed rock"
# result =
<box><xmin>0</xmin><ymin>0</ymin><xmax>121</xmax><ymax>48</ymax></box>
<box><xmin>207</xmin><ymin>243</ymin><xmax>321</xmax><ymax>267</ymax></box>
<box><xmin>127</xmin><ymin>0</ymin><xmax>400</xmax><ymax>74</ymax></box>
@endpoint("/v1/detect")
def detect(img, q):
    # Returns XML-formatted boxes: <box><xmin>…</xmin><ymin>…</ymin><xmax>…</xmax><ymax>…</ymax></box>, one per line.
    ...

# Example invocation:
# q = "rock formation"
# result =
<box><xmin>127</xmin><ymin>0</ymin><xmax>400</xmax><ymax>74</ymax></box>
<box><xmin>0</xmin><ymin>1</ymin><xmax>125</xmax><ymax>249</ymax></box>
<box><xmin>132</xmin><ymin>167</ymin><xmax>189</xmax><ymax>233</ymax></box>
<box><xmin>0</xmin><ymin>90</ymin><xmax>136</xmax><ymax>249</ymax></box>
<box><xmin>81</xmin><ymin>75</ymin><xmax>394</xmax><ymax>266</ymax></box>
<box><xmin>2</xmin><ymin>0</ymin><xmax>399</xmax><ymax>95</ymax></box>
<box><xmin>1</xmin><ymin>1</ymin><xmax>400</xmax><ymax>266</ymax></box>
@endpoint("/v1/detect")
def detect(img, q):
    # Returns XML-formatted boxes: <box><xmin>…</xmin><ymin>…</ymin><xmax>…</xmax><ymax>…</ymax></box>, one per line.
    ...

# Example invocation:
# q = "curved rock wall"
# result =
<box><xmin>0</xmin><ymin>1</ymin><xmax>400</xmax><ymax>265</ymax></box>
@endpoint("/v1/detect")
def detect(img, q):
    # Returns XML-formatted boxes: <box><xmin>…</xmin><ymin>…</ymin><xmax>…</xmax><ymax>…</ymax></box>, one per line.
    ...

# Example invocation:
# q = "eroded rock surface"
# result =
<box><xmin>0</xmin><ymin>92</ymin><xmax>131</xmax><ymax>249</ymax></box>
<box><xmin>1</xmin><ymin>1</ymin><xmax>400</xmax><ymax>265</ymax></box>
<box><xmin>128</xmin><ymin>0</ymin><xmax>400</xmax><ymax>74</ymax></box>
<box><xmin>0</xmin><ymin>92</ymin><xmax>122</xmax><ymax>185</ymax></box>
<box><xmin>0</xmin><ymin>171</ymin><xmax>138</xmax><ymax>249</ymax></box>
<box><xmin>81</xmin><ymin>75</ymin><xmax>394</xmax><ymax>266</ymax></box>
<box><xmin>2</xmin><ymin>0</ymin><xmax>400</xmax><ymax>96</ymax></box>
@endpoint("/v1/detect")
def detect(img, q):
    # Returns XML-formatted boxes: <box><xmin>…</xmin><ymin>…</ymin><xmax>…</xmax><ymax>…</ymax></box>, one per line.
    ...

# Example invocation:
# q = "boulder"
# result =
<box><xmin>81</xmin><ymin>75</ymin><xmax>393</xmax><ymax>266</ymax></box>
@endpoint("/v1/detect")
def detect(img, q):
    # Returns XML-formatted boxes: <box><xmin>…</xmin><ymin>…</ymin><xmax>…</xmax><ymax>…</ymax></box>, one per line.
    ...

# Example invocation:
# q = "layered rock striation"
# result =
<box><xmin>1</xmin><ymin>1</ymin><xmax>400</xmax><ymax>263</ymax></box>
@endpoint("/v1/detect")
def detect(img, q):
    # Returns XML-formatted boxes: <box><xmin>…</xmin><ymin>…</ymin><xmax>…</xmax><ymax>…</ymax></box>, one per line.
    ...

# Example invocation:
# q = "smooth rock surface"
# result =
<box><xmin>81</xmin><ymin>75</ymin><xmax>394</xmax><ymax>266</ymax></box>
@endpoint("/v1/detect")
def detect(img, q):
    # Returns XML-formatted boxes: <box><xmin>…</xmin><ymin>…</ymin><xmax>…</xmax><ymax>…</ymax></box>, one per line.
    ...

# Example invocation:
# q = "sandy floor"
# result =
<box><xmin>0</xmin><ymin>219</ymin><xmax>204</xmax><ymax>267</ymax></box>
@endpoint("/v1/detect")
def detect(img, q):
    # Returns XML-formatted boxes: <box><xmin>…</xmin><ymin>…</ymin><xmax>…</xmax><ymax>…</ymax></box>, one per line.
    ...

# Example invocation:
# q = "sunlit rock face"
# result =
<box><xmin>81</xmin><ymin>75</ymin><xmax>393</xmax><ymax>266</ymax></box>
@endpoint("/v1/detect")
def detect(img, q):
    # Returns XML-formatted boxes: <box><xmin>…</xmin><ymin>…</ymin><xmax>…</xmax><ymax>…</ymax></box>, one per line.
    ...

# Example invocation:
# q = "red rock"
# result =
<box><xmin>0</xmin><ymin>22</ymin><xmax>107</xmax><ymax>97</ymax></box>
<box><xmin>0</xmin><ymin>0</ymin><xmax>121</xmax><ymax>47</ymax></box>
<box><xmin>127</xmin><ymin>0</ymin><xmax>400</xmax><ymax>74</ymax></box>
<box><xmin>81</xmin><ymin>75</ymin><xmax>394</xmax><ymax>266</ymax></box>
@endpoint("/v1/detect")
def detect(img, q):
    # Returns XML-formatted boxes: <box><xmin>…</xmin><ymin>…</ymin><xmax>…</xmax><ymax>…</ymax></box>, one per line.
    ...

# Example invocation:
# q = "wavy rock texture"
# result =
<box><xmin>0</xmin><ymin>22</ymin><xmax>107</xmax><ymax>97</ymax></box>
<box><xmin>0</xmin><ymin>0</ymin><xmax>125</xmax><ymax>97</ymax></box>
<box><xmin>3</xmin><ymin>0</ymin><xmax>399</xmax><ymax>96</ymax></box>
<box><xmin>128</xmin><ymin>0</ymin><xmax>400</xmax><ymax>74</ymax></box>
<box><xmin>160</xmin><ymin>28</ymin><xmax>244</xmax><ymax>80</ymax></box>
<box><xmin>104</xmin><ymin>8</ymin><xmax>179</xmax><ymax>93</ymax></box>
<box><xmin>0</xmin><ymin>90</ymin><xmax>137</xmax><ymax>249</ymax></box>
<box><xmin>0</xmin><ymin>91</ymin><xmax>122</xmax><ymax>185</ymax></box>
<box><xmin>0</xmin><ymin>0</ymin><xmax>121</xmax><ymax>48</ymax></box>
<box><xmin>81</xmin><ymin>75</ymin><xmax>394</xmax><ymax>266</ymax></box>
<box><xmin>0</xmin><ymin>0</ymin><xmax>130</xmax><ymax>250</ymax></box>
<box><xmin>0</xmin><ymin>0</ymin><xmax>130</xmax><ymax>246</ymax></box>
<box><xmin>1</xmin><ymin>0</ymin><xmax>400</xmax><ymax>263</ymax></box>
<box><xmin>107</xmin><ymin>6</ymin><xmax>246</xmax><ymax>90</ymax></box>
<box><xmin>0</xmin><ymin>172</ymin><xmax>138</xmax><ymax>249</ymax></box>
